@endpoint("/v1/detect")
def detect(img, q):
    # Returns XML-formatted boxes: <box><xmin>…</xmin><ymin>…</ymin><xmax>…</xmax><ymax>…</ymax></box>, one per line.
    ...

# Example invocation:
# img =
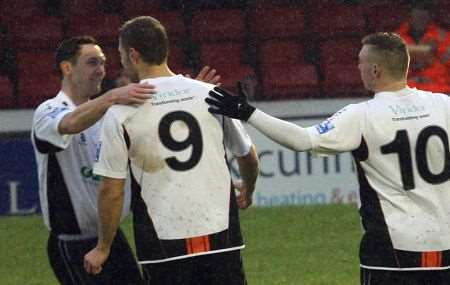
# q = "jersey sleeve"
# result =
<box><xmin>93</xmin><ymin>110</ymin><xmax>129</xmax><ymax>179</ymax></box>
<box><xmin>32</xmin><ymin>101</ymin><xmax>74</xmax><ymax>150</ymax></box>
<box><xmin>223</xmin><ymin>118</ymin><xmax>252</xmax><ymax>157</ymax></box>
<box><xmin>306</xmin><ymin>104</ymin><xmax>364</xmax><ymax>155</ymax></box>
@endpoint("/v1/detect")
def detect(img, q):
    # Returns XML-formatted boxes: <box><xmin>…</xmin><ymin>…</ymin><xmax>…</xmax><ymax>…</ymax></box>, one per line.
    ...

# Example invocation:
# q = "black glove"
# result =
<box><xmin>205</xmin><ymin>82</ymin><xmax>256</xmax><ymax>121</ymax></box>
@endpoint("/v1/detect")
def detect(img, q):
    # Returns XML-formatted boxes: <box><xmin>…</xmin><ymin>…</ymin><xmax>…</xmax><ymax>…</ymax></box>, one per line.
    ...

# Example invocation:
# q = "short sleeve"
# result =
<box><xmin>93</xmin><ymin>110</ymin><xmax>129</xmax><ymax>179</ymax></box>
<box><xmin>306</xmin><ymin>104</ymin><xmax>364</xmax><ymax>155</ymax></box>
<box><xmin>223</xmin><ymin>118</ymin><xmax>252</xmax><ymax>157</ymax></box>
<box><xmin>32</xmin><ymin>101</ymin><xmax>73</xmax><ymax>149</ymax></box>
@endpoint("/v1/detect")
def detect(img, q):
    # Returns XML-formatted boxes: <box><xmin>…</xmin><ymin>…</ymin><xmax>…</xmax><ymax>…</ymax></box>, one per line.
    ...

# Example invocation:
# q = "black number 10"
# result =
<box><xmin>159</xmin><ymin>111</ymin><xmax>203</xmax><ymax>171</ymax></box>
<box><xmin>380</xmin><ymin>126</ymin><xmax>450</xmax><ymax>190</ymax></box>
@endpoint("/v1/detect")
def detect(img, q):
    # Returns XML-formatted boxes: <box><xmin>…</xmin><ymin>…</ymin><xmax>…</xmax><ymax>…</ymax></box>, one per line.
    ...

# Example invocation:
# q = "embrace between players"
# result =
<box><xmin>32</xmin><ymin>14</ymin><xmax>450</xmax><ymax>285</ymax></box>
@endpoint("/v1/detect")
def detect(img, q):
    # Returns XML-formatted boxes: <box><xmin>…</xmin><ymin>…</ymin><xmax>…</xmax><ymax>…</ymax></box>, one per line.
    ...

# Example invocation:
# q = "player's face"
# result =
<box><xmin>358</xmin><ymin>45</ymin><xmax>375</xmax><ymax>91</ymax></box>
<box><xmin>70</xmin><ymin>44</ymin><xmax>106</xmax><ymax>98</ymax></box>
<box><xmin>118</xmin><ymin>40</ymin><xmax>139</xmax><ymax>83</ymax></box>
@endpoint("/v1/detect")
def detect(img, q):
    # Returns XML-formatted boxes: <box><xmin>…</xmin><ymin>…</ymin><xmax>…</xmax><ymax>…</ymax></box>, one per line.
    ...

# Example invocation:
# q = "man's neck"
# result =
<box><xmin>138</xmin><ymin>63</ymin><xmax>175</xmax><ymax>81</ymax></box>
<box><xmin>61</xmin><ymin>79</ymin><xmax>89</xmax><ymax>106</ymax></box>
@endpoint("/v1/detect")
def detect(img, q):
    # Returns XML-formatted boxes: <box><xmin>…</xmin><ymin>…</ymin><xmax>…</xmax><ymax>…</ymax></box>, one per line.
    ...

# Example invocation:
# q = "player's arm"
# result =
<box><xmin>206</xmin><ymin>85</ymin><xmax>313</xmax><ymax>152</ymax></box>
<box><xmin>59</xmin><ymin>83</ymin><xmax>155</xmax><ymax>134</ymax></box>
<box><xmin>235</xmin><ymin>145</ymin><xmax>259</xmax><ymax>209</ymax></box>
<box><xmin>84</xmin><ymin>177</ymin><xmax>125</xmax><ymax>274</ymax></box>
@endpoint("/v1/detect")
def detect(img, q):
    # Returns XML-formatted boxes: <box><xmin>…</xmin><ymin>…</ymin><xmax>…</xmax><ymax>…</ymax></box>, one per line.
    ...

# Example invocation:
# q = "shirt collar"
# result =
<box><xmin>55</xmin><ymin>90</ymin><xmax>77</xmax><ymax>109</ymax></box>
<box><xmin>374</xmin><ymin>87</ymin><xmax>417</xmax><ymax>99</ymax></box>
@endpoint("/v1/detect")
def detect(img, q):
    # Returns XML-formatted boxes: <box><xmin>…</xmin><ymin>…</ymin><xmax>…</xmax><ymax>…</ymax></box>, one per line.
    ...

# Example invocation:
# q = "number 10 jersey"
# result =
<box><xmin>94</xmin><ymin>75</ymin><xmax>252</xmax><ymax>264</ymax></box>
<box><xmin>306</xmin><ymin>87</ymin><xmax>450</xmax><ymax>270</ymax></box>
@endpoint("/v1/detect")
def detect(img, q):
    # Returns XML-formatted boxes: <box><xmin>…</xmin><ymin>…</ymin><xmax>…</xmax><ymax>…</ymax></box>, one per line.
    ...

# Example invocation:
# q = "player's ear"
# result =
<box><xmin>129</xmin><ymin>48</ymin><xmax>139</xmax><ymax>64</ymax></box>
<box><xmin>372</xmin><ymin>63</ymin><xmax>380</xmax><ymax>78</ymax></box>
<box><xmin>60</xmin><ymin>61</ymin><xmax>72</xmax><ymax>76</ymax></box>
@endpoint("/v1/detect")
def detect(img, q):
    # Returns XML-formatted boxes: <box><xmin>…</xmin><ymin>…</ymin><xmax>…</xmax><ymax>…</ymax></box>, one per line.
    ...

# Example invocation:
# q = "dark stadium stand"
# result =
<box><xmin>0</xmin><ymin>0</ymin><xmax>447</xmax><ymax>109</ymax></box>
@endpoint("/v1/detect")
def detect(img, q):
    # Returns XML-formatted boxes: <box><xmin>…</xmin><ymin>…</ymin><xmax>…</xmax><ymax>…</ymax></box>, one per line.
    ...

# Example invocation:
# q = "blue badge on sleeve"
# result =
<box><xmin>316</xmin><ymin>120</ymin><xmax>335</xmax><ymax>134</ymax></box>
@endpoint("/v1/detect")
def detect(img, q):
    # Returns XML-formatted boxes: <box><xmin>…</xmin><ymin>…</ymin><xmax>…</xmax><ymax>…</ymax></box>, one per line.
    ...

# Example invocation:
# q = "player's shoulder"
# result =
<box><xmin>172</xmin><ymin>75</ymin><xmax>215</xmax><ymax>91</ymax></box>
<box><xmin>33</xmin><ymin>92</ymin><xmax>70</xmax><ymax>118</ymax></box>
<box><xmin>107</xmin><ymin>104</ymin><xmax>140</xmax><ymax>123</ymax></box>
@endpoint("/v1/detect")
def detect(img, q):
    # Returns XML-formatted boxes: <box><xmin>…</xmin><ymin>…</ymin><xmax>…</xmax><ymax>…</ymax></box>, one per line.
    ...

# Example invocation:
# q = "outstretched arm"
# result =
<box><xmin>206</xmin><ymin>86</ymin><xmax>312</xmax><ymax>152</ymax></box>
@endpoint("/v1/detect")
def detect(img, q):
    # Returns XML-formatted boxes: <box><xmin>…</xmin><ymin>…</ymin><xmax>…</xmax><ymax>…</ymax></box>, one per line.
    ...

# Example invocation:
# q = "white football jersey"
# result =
<box><xmin>307</xmin><ymin>87</ymin><xmax>450</xmax><ymax>270</ymax></box>
<box><xmin>94</xmin><ymin>75</ymin><xmax>252</xmax><ymax>263</ymax></box>
<box><xmin>31</xmin><ymin>91</ymin><xmax>130</xmax><ymax>240</ymax></box>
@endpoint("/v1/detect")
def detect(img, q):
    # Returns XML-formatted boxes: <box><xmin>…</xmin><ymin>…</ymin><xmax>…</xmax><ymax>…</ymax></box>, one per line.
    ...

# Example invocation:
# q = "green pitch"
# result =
<box><xmin>0</xmin><ymin>204</ymin><xmax>361</xmax><ymax>285</ymax></box>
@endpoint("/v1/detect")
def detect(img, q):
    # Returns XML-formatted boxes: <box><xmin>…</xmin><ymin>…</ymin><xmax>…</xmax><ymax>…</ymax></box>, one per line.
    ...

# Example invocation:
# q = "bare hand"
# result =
<box><xmin>234</xmin><ymin>180</ymin><xmax>253</xmax><ymax>209</ymax></box>
<box><xmin>84</xmin><ymin>246</ymin><xmax>110</xmax><ymax>275</ymax></box>
<box><xmin>110</xmin><ymin>83</ymin><xmax>156</xmax><ymax>105</ymax></box>
<box><xmin>185</xmin><ymin>66</ymin><xmax>221</xmax><ymax>86</ymax></box>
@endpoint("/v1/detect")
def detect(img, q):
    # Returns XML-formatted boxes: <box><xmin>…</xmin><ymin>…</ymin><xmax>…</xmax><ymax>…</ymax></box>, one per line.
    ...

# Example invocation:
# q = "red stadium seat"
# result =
<box><xmin>200</xmin><ymin>42</ymin><xmax>245</xmax><ymax>67</ymax></box>
<box><xmin>8</xmin><ymin>15</ymin><xmax>63</xmax><ymax>50</ymax></box>
<box><xmin>322</xmin><ymin>63</ymin><xmax>367</xmax><ymax>97</ymax></box>
<box><xmin>123</xmin><ymin>9</ymin><xmax>185</xmax><ymax>43</ymax></box>
<box><xmin>199</xmin><ymin>42</ymin><xmax>255</xmax><ymax>90</ymax></box>
<box><xmin>249</xmin><ymin>6</ymin><xmax>305</xmax><ymax>40</ymax></box>
<box><xmin>0</xmin><ymin>0</ymin><xmax>46</xmax><ymax>25</ymax></box>
<box><xmin>364</xmin><ymin>2</ymin><xmax>409</xmax><ymax>32</ymax></box>
<box><xmin>310</xmin><ymin>3</ymin><xmax>366</xmax><ymax>39</ymax></box>
<box><xmin>16</xmin><ymin>50</ymin><xmax>57</xmax><ymax>79</ymax></box>
<box><xmin>0</xmin><ymin>75</ymin><xmax>14</xmax><ymax>109</ymax></box>
<box><xmin>319</xmin><ymin>39</ymin><xmax>361</xmax><ymax>69</ymax></box>
<box><xmin>259</xmin><ymin>39</ymin><xmax>306</xmax><ymax>66</ymax></box>
<box><xmin>192</xmin><ymin>9</ymin><xmax>246</xmax><ymax>43</ymax></box>
<box><xmin>62</xmin><ymin>0</ymin><xmax>103</xmax><ymax>18</ymax></box>
<box><xmin>168</xmin><ymin>45</ymin><xmax>193</xmax><ymax>75</ymax></box>
<box><xmin>122</xmin><ymin>0</ymin><xmax>162</xmax><ymax>17</ymax></box>
<box><xmin>66</xmin><ymin>14</ymin><xmax>122</xmax><ymax>46</ymax></box>
<box><xmin>18</xmin><ymin>74</ymin><xmax>60</xmax><ymax>108</ymax></box>
<box><xmin>261</xmin><ymin>64</ymin><xmax>319</xmax><ymax>98</ymax></box>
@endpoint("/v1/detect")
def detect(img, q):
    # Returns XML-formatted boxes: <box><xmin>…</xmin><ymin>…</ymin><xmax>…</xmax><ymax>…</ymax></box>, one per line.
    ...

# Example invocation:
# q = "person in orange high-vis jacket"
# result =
<box><xmin>396</xmin><ymin>2</ymin><xmax>450</xmax><ymax>93</ymax></box>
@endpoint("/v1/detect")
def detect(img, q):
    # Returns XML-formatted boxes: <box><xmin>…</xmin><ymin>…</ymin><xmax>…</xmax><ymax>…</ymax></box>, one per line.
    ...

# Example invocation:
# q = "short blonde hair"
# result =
<box><xmin>362</xmin><ymin>32</ymin><xmax>410</xmax><ymax>80</ymax></box>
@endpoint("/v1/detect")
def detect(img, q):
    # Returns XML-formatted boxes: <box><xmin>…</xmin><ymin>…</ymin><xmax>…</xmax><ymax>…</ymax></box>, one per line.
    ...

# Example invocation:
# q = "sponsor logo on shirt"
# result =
<box><xmin>47</xmin><ymin>107</ymin><xmax>68</xmax><ymax>119</ymax></box>
<box><xmin>81</xmin><ymin>166</ymin><xmax>101</xmax><ymax>182</ymax></box>
<box><xmin>316</xmin><ymin>120</ymin><xmax>335</xmax><ymax>134</ymax></box>
<box><xmin>95</xmin><ymin>141</ymin><xmax>102</xmax><ymax>162</ymax></box>
<box><xmin>79</xmin><ymin>132</ymin><xmax>87</xmax><ymax>145</ymax></box>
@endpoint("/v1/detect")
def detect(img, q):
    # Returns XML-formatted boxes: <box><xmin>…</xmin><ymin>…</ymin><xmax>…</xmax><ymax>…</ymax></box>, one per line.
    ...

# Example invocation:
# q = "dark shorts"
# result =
<box><xmin>142</xmin><ymin>250</ymin><xmax>247</xmax><ymax>285</ymax></box>
<box><xmin>361</xmin><ymin>267</ymin><xmax>450</xmax><ymax>285</ymax></box>
<box><xmin>47</xmin><ymin>228</ymin><xmax>143</xmax><ymax>285</ymax></box>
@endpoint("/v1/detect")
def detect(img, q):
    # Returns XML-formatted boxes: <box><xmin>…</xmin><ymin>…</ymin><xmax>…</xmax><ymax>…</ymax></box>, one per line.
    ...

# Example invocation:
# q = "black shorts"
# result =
<box><xmin>361</xmin><ymin>267</ymin><xmax>450</xmax><ymax>285</ymax></box>
<box><xmin>142</xmin><ymin>250</ymin><xmax>247</xmax><ymax>285</ymax></box>
<box><xmin>47</xmin><ymin>228</ymin><xmax>143</xmax><ymax>285</ymax></box>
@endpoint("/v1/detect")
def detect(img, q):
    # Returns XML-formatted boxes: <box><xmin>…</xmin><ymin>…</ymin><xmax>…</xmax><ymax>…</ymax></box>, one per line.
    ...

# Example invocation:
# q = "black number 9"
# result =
<box><xmin>158</xmin><ymin>111</ymin><xmax>203</xmax><ymax>171</ymax></box>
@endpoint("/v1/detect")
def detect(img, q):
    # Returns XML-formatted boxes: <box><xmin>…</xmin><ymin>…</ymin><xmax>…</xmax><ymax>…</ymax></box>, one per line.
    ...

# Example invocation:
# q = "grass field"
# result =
<box><xmin>0</xmin><ymin>204</ymin><xmax>362</xmax><ymax>285</ymax></box>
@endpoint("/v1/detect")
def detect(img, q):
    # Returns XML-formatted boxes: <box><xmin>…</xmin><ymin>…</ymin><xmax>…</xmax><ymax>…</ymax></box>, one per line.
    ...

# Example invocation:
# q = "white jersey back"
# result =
<box><xmin>307</xmin><ymin>87</ymin><xmax>450</xmax><ymax>269</ymax></box>
<box><xmin>31</xmin><ymin>91</ymin><xmax>130</xmax><ymax>239</ymax></box>
<box><xmin>94</xmin><ymin>75</ymin><xmax>252</xmax><ymax>253</ymax></box>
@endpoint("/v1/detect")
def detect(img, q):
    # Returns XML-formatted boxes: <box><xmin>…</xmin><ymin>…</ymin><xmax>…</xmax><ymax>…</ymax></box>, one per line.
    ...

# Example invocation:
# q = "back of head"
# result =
<box><xmin>361</xmin><ymin>32</ymin><xmax>410</xmax><ymax>81</ymax></box>
<box><xmin>55</xmin><ymin>36</ymin><xmax>97</xmax><ymax>78</ymax></box>
<box><xmin>119</xmin><ymin>16</ymin><xmax>169</xmax><ymax>65</ymax></box>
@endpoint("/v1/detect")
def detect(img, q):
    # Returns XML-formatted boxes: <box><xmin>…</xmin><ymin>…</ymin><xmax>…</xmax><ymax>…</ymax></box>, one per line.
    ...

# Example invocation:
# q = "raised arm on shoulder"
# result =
<box><xmin>59</xmin><ymin>83</ymin><xmax>155</xmax><ymax>134</ymax></box>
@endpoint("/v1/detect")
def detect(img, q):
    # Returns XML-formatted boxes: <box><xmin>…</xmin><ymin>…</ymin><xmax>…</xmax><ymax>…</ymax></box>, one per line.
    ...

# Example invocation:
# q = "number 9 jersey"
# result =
<box><xmin>307</xmin><ymin>87</ymin><xmax>450</xmax><ymax>270</ymax></box>
<box><xmin>94</xmin><ymin>75</ymin><xmax>252</xmax><ymax>264</ymax></box>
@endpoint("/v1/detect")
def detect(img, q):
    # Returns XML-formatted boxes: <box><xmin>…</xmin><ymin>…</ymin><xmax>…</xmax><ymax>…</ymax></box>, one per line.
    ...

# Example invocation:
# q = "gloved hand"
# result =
<box><xmin>205</xmin><ymin>82</ymin><xmax>256</xmax><ymax>121</ymax></box>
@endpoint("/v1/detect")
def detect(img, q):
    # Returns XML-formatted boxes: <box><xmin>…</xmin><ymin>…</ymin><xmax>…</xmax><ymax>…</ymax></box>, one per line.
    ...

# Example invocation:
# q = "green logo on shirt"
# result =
<box><xmin>81</xmin><ymin>166</ymin><xmax>101</xmax><ymax>182</ymax></box>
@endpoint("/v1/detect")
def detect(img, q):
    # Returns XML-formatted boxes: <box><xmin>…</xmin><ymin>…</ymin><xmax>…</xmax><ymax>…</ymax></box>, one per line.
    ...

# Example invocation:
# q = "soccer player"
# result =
<box><xmin>83</xmin><ymin>16</ymin><xmax>259</xmax><ymax>285</ymax></box>
<box><xmin>206</xmin><ymin>32</ymin><xmax>450</xmax><ymax>284</ymax></box>
<box><xmin>32</xmin><ymin>36</ymin><xmax>221</xmax><ymax>285</ymax></box>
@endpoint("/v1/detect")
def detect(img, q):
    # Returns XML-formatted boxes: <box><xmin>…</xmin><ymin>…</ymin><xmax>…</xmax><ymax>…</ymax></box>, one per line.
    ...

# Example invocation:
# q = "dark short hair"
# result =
<box><xmin>362</xmin><ymin>32</ymin><xmax>410</xmax><ymax>80</ymax></box>
<box><xmin>119</xmin><ymin>16</ymin><xmax>168</xmax><ymax>65</ymax></box>
<box><xmin>55</xmin><ymin>36</ymin><xmax>98</xmax><ymax>77</ymax></box>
